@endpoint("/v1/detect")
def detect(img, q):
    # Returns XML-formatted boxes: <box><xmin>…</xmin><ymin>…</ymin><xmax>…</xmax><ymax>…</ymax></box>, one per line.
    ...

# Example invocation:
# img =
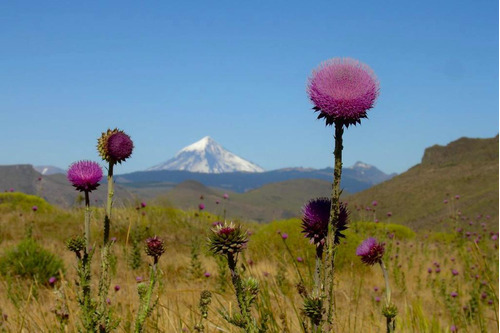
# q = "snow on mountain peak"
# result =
<box><xmin>148</xmin><ymin>137</ymin><xmax>264</xmax><ymax>173</ymax></box>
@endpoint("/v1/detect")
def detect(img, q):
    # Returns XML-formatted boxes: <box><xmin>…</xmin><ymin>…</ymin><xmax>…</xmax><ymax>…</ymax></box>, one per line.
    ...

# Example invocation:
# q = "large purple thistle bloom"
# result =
<box><xmin>67</xmin><ymin>160</ymin><xmax>103</xmax><ymax>192</ymax></box>
<box><xmin>356</xmin><ymin>237</ymin><xmax>385</xmax><ymax>266</ymax></box>
<box><xmin>107</xmin><ymin>132</ymin><xmax>134</xmax><ymax>163</ymax></box>
<box><xmin>307</xmin><ymin>58</ymin><xmax>379</xmax><ymax>127</ymax></box>
<box><xmin>301</xmin><ymin>197</ymin><xmax>349</xmax><ymax>248</ymax></box>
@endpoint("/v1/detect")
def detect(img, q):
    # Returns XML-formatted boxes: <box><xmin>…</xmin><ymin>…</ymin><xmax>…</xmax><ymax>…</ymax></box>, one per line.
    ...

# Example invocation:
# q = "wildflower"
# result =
<box><xmin>136</xmin><ymin>276</ymin><xmax>143</xmax><ymax>282</ymax></box>
<box><xmin>450</xmin><ymin>292</ymin><xmax>458</xmax><ymax>298</ymax></box>
<box><xmin>492</xmin><ymin>235</ymin><xmax>498</xmax><ymax>241</ymax></box>
<box><xmin>97</xmin><ymin>128</ymin><xmax>134</xmax><ymax>164</ymax></box>
<box><xmin>204</xmin><ymin>272</ymin><xmax>211</xmax><ymax>278</ymax></box>
<box><xmin>106</xmin><ymin>298</ymin><xmax>111</xmax><ymax>305</ymax></box>
<box><xmin>356</xmin><ymin>238</ymin><xmax>385</xmax><ymax>266</ymax></box>
<box><xmin>450</xmin><ymin>325</ymin><xmax>457</xmax><ymax>332</ymax></box>
<box><xmin>48</xmin><ymin>276</ymin><xmax>57</xmax><ymax>285</ymax></box>
<box><xmin>32</xmin><ymin>205</ymin><xmax>38</xmax><ymax>212</ymax></box>
<box><xmin>307</xmin><ymin>58</ymin><xmax>379</xmax><ymax>126</ymax></box>
<box><xmin>208</xmin><ymin>222</ymin><xmax>248</xmax><ymax>256</ymax></box>
<box><xmin>297</xmin><ymin>257</ymin><xmax>304</xmax><ymax>263</ymax></box>
<box><xmin>301</xmin><ymin>197</ymin><xmax>348</xmax><ymax>247</ymax></box>
<box><xmin>481</xmin><ymin>292</ymin><xmax>487</xmax><ymax>299</ymax></box>
<box><xmin>443</xmin><ymin>200</ymin><xmax>448</xmax><ymax>204</ymax></box>
<box><xmin>452</xmin><ymin>269</ymin><xmax>459</xmax><ymax>276</ymax></box>
<box><xmin>387</xmin><ymin>212</ymin><xmax>392</xmax><ymax>217</ymax></box>
<box><xmin>114</xmin><ymin>285</ymin><xmax>120</xmax><ymax>292</ymax></box>
<box><xmin>375</xmin><ymin>296</ymin><xmax>381</xmax><ymax>302</ymax></box>
<box><xmin>374</xmin><ymin>286</ymin><xmax>379</xmax><ymax>292</ymax></box>
<box><xmin>141</xmin><ymin>202</ymin><xmax>146</xmax><ymax>208</ymax></box>
<box><xmin>455</xmin><ymin>195</ymin><xmax>460</xmax><ymax>200</ymax></box>
<box><xmin>372</xmin><ymin>200</ymin><xmax>378</xmax><ymax>207</ymax></box>
<box><xmin>427</xmin><ymin>268</ymin><xmax>432</xmax><ymax>274</ymax></box>
<box><xmin>223</xmin><ymin>193</ymin><xmax>229</xmax><ymax>199</ymax></box>
<box><xmin>435</xmin><ymin>268</ymin><xmax>441</xmax><ymax>273</ymax></box>
<box><xmin>199</xmin><ymin>203</ymin><xmax>205</xmax><ymax>210</ymax></box>
<box><xmin>145</xmin><ymin>236</ymin><xmax>166</xmax><ymax>261</ymax></box>
<box><xmin>110</xmin><ymin>237</ymin><xmax>117</xmax><ymax>242</ymax></box>
<box><xmin>67</xmin><ymin>161</ymin><xmax>103</xmax><ymax>192</ymax></box>
<box><xmin>281</xmin><ymin>233</ymin><xmax>288</xmax><ymax>240</ymax></box>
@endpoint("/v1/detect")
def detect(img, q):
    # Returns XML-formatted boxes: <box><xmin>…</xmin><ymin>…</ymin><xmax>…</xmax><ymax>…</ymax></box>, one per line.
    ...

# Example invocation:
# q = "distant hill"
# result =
<box><xmin>0</xmin><ymin>164</ymin><xmax>135</xmax><ymax>208</ymax></box>
<box><xmin>116</xmin><ymin>162</ymin><xmax>394</xmax><ymax>194</ymax></box>
<box><xmin>152</xmin><ymin>178</ymin><xmax>333</xmax><ymax>223</ymax></box>
<box><xmin>346</xmin><ymin>136</ymin><xmax>499</xmax><ymax>231</ymax></box>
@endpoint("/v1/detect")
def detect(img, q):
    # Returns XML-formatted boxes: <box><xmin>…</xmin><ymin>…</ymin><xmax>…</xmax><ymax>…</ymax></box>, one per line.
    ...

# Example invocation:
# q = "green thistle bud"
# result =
<box><xmin>382</xmin><ymin>303</ymin><xmax>398</xmax><ymax>319</ymax></box>
<box><xmin>66</xmin><ymin>236</ymin><xmax>85</xmax><ymax>254</ymax></box>
<box><xmin>208</xmin><ymin>222</ymin><xmax>248</xmax><ymax>256</ymax></box>
<box><xmin>199</xmin><ymin>290</ymin><xmax>212</xmax><ymax>319</ymax></box>
<box><xmin>302</xmin><ymin>295</ymin><xmax>324</xmax><ymax>326</ymax></box>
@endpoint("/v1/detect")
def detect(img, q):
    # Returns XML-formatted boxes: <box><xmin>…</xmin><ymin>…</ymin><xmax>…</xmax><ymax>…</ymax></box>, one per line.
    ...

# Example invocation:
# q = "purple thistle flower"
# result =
<box><xmin>372</xmin><ymin>200</ymin><xmax>378</xmax><ymax>207</ymax></box>
<box><xmin>450</xmin><ymin>325</ymin><xmax>457</xmax><ymax>332</ymax></box>
<box><xmin>48</xmin><ymin>276</ymin><xmax>57</xmax><ymax>285</ymax></box>
<box><xmin>145</xmin><ymin>236</ymin><xmax>166</xmax><ymax>261</ymax></box>
<box><xmin>114</xmin><ymin>285</ymin><xmax>120</xmax><ymax>292</ymax></box>
<box><xmin>136</xmin><ymin>276</ymin><xmax>143</xmax><ymax>282</ymax></box>
<box><xmin>455</xmin><ymin>195</ymin><xmax>460</xmax><ymax>200</ymax></box>
<box><xmin>301</xmin><ymin>197</ymin><xmax>349</xmax><ymax>248</ymax></box>
<box><xmin>32</xmin><ymin>205</ymin><xmax>38</xmax><ymax>212</ymax></box>
<box><xmin>281</xmin><ymin>233</ymin><xmax>288</xmax><ymax>240</ymax></box>
<box><xmin>141</xmin><ymin>202</ymin><xmax>146</xmax><ymax>208</ymax></box>
<box><xmin>307</xmin><ymin>58</ymin><xmax>379</xmax><ymax>127</ymax></box>
<box><xmin>451</xmin><ymin>292</ymin><xmax>458</xmax><ymax>298</ymax></box>
<box><xmin>67</xmin><ymin>161</ymin><xmax>103</xmax><ymax>192</ymax></box>
<box><xmin>356</xmin><ymin>238</ymin><xmax>385</xmax><ymax>266</ymax></box>
<box><xmin>443</xmin><ymin>199</ymin><xmax>448</xmax><ymax>204</ymax></box>
<box><xmin>199</xmin><ymin>203</ymin><xmax>205</xmax><ymax>210</ymax></box>
<box><xmin>223</xmin><ymin>193</ymin><xmax>229</xmax><ymax>199</ymax></box>
<box><xmin>374</xmin><ymin>286</ymin><xmax>379</xmax><ymax>292</ymax></box>
<box><xmin>452</xmin><ymin>269</ymin><xmax>459</xmax><ymax>276</ymax></box>
<box><xmin>375</xmin><ymin>296</ymin><xmax>381</xmax><ymax>302</ymax></box>
<box><xmin>204</xmin><ymin>272</ymin><xmax>211</xmax><ymax>278</ymax></box>
<box><xmin>297</xmin><ymin>256</ymin><xmax>304</xmax><ymax>263</ymax></box>
<box><xmin>97</xmin><ymin>128</ymin><xmax>134</xmax><ymax>164</ymax></box>
<box><xmin>427</xmin><ymin>268</ymin><xmax>432</xmax><ymax>274</ymax></box>
<box><xmin>435</xmin><ymin>268</ymin><xmax>441</xmax><ymax>273</ymax></box>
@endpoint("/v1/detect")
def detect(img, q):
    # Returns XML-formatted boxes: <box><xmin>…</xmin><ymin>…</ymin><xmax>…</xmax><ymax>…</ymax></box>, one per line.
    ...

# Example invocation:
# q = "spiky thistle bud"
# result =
<box><xmin>66</xmin><ymin>235</ymin><xmax>86</xmax><ymax>255</ymax></box>
<box><xmin>302</xmin><ymin>295</ymin><xmax>324</xmax><ymax>326</ymax></box>
<box><xmin>382</xmin><ymin>303</ymin><xmax>398</xmax><ymax>319</ymax></box>
<box><xmin>199</xmin><ymin>290</ymin><xmax>212</xmax><ymax>319</ymax></box>
<box><xmin>97</xmin><ymin>128</ymin><xmax>134</xmax><ymax>164</ymax></box>
<box><xmin>208</xmin><ymin>222</ymin><xmax>248</xmax><ymax>256</ymax></box>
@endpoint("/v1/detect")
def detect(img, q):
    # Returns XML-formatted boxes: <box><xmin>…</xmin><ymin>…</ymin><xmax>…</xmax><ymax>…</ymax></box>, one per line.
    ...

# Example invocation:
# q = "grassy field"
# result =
<box><xmin>0</xmin><ymin>193</ymin><xmax>497</xmax><ymax>332</ymax></box>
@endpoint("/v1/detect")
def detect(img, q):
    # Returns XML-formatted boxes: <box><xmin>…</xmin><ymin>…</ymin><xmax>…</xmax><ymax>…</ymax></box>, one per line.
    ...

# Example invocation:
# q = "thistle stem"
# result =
<box><xmin>84</xmin><ymin>190</ymin><xmax>91</xmax><ymax>251</ymax></box>
<box><xmin>326</xmin><ymin>121</ymin><xmax>344</xmax><ymax>325</ymax></box>
<box><xmin>104</xmin><ymin>162</ymin><xmax>114</xmax><ymax>244</ymax></box>
<box><xmin>380</xmin><ymin>260</ymin><xmax>391</xmax><ymax>305</ymax></box>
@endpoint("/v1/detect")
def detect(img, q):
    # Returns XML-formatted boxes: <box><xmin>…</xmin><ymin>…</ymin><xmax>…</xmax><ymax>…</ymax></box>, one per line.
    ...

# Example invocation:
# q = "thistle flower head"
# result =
<box><xmin>356</xmin><ymin>237</ymin><xmax>385</xmax><ymax>265</ymax></box>
<box><xmin>145</xmin><ymin>236</ymin><xmax>166</xmax><ymax>260</ymax></box>
<box><xmin>307</xmin><ymin>58</ymin><xmax>379</xmax><ymax>126</ymax></box>
<box><xmin>97</xmin><ymin>128</ymin><xmax>134</xmax><ymax>164</ymax></box>
<box><xmin>67</xmin><ymin>160</ymin><xmax>103</xmax><ymax>192</ymax></box>
<box><xmin>301</xmin><ymin>198</ymin><xmax>349</xmax><ymax>247</ymax></box>
<box><xmin>208</xmin><ymin>222</ymin><xmax>248</xmax><ymax>256</ymax></box>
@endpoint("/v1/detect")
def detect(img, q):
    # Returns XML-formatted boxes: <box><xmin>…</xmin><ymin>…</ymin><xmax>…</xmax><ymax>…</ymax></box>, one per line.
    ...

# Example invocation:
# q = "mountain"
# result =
<box><xmin>148</xmin><ymin>136</ymin><xmax>264</xmax><ymax>173</ymax></box>
<box><xmin>34</xmin><ymin>165</ymin><xmax>66</xmax><ymax>175</ymax></box>
<box><xmin>346</xmin><ymin>136</ymin><xmax>499</xmax><ymax>231</ymax></box>
<box><xmin>0</xmin><ymin>164</ymin><xmax>135</xmax><ymax>208</ymax></box>
<box><xmin>116</xmin><ymin>162</ymin><xmax>394</xmax><ymax>194</ymax></box>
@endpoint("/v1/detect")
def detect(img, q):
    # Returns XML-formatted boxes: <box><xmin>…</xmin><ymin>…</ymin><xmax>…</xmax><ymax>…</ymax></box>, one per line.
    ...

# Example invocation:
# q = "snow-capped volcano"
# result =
<box><xmin>147</xmin><ymin>136</ymin><xmax>264</xmax><ymax>173</ymax></box>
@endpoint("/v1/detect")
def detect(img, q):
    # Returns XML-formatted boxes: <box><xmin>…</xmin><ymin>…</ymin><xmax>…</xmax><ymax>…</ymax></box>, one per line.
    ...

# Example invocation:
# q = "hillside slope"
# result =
<box><xmin>347</xmin><ymin>136</ymin><xmax>499</xmax><ymax>230</ymax></box>
<box><xmin>152</xmin><ymin>178</ymin><xmax>332</xmax><ymax>222</ymax></box>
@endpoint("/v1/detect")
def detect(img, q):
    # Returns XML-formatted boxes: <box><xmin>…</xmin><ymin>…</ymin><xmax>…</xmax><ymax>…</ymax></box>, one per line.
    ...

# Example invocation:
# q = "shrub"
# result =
<box><xmin>0</xmin><ymin>238</ymin><xmax>64</xmax><ymax>284</ymax></box>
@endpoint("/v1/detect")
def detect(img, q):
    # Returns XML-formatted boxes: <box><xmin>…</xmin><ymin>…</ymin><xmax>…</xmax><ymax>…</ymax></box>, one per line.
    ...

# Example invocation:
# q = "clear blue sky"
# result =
<box><xmin>1</xmin><ymin>0</ymin><xmax>498</xmax><ymax>175</ymax></box>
